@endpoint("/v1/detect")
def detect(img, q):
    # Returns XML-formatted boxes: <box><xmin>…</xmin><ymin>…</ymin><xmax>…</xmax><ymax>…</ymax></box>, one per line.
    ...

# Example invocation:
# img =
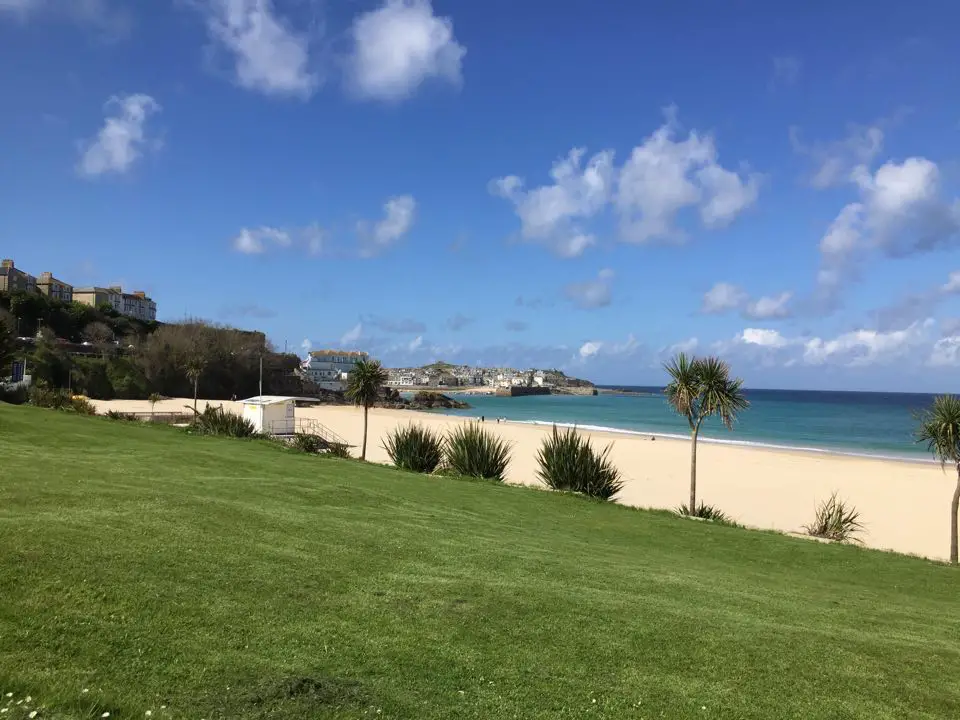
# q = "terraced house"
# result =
<box><xmin>300</xmin><ymin>350</ymin><xmax>369</xmax><ymax>392</ymax></box>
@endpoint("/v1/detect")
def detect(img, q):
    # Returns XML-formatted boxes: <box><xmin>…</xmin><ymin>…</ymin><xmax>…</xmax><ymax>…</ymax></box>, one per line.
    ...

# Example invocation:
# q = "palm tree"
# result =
<box><xmin>663</xmin><ymin>353</ymin><xmax>749</xmax><ymax>512</ymax></box>
<box><xmin>346</xmin><ymin>359</ymin><xmax>388</xmax><ymax>461</ymax></box>
<box><xmin>148</xmin><ymin>392</ymin><xmax>162</xmax><ymax>421</ymax></box>
<box><xmin>184</xmin><ymin>357</ymin><xmax>207</xmax><ymax>414</ymax></box>
<box><xmin>916</xmin><ymin>395</ymin><xmax>960</xmax><ymax>564</ymax></box>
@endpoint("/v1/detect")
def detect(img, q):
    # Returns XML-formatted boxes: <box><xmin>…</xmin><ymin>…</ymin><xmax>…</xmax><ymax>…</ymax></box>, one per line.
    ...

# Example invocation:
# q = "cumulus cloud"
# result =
<box><xmin>576</xmin><ymin>334</ymin><xmax>639</xmax><ymax>363</ymax></box>
<box><xmin>77</xmin><ymin>94</ymin><xmax>160</xmax><ymax>177</ymax></box>
<box><xmin>490</xmin><ymin>148</ymin><xmax>613</xmax><ymax>257</ymax></box>
<box><xmin>816</xmin><ymin>158</ymin><xmax>960</xmax><ymax>303</ymax></box>
<box><xmin>340</xmin><ymin>323</ymin><xmax>363</xmax><ymax>347</ymax></box>
<box><xmin>616</xmin><ymin>113</ymin><xmax>760</xmax><ymax>242</ymax></box>
<box><xmin>490</xmin><ymin>110</ymin><xmax>759</xmax><ymax>256</ymax></box>
<box><xmin>357</xmin><ymin>195</ymin><xmax>416</xmax><ymax>257</ymax></box>
<box><xmin>346</xmin><ymin>0</ymin><xmax>465</xmax><ymax>101</ymax></box>
<box><xmin>231</xmin><ymin>226</ymin><xmax>291</xmax><ymax>254</ymax></box>
<box><xmin>202</xmin><ymin>0</ymin><xmax>318</xmax><ymax>98</ymax></box>
<box><xmin>564</xmin><ymin>268</ymin><xmax>614</xmax><ymax>309</ymax></box>
<box><xmin>407</xmin><ymin>335</ymin><xmax>423</xmax><ymax>352</ymax></box>
<box><xmin>942</xmin><ymin>271</ymin><xmax>960</xmax><ymax>294</ymax></box>
<box><xmin>229</xmin><ymin>223</ymin><xmax>331</xmax><ymax>256</ymax></box>
<box><xmin>744</xmin><ymin>292</ymin><xmax>793</xmax><ymax>320</ymax></box>
<box><xmin>301</xmin><ymin>338</ymin><xmax>312</xmax><ymax>352</ymax></box>
<box><xmin>701</xmin><ymin>282</ymin><xmax>792</xmax><ymax>319</ymax></box>
<box><xmin>716</xmin><ymin>320</ymin><xmax>945</xmax><ymax>369</ymax></box>
<box><xmin>929</xmin><ymin>336</ymin><xmax>960</xmax><ymax>367</ymax></box>
<box><xmin>790</xmin><ymin>123</ymin><xmax>884</xmax><ymax>189</ymax></box>
<box><xmin>701</xmin><ymin>283</ymin><xmax>747</xmax><ymax>314</ymax></box>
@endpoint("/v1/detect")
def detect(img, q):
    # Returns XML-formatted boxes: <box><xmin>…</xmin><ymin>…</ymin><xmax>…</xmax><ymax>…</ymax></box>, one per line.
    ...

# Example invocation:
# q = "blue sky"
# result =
<box><xmin>2</xmin><ymin>0</ymin><xmax>959</xmax><ymax>391</ymax></box>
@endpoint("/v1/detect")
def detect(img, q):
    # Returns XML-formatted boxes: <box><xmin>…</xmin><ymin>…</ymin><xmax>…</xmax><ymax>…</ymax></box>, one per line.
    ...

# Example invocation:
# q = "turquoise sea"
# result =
<box><xmin>430</xmin><ymin>388</ymin><xmax>942</xmax><ymax>461</ymax></box>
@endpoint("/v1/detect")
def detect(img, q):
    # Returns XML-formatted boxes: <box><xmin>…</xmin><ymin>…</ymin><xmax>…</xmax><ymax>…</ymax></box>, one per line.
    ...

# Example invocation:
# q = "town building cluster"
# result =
<box><xmin>0</xmin><ymin>258</ymin><xmax>157</xmax><ymax>322</ymax></box>
<box><xmin>386</xmin><ymin>364</ymin><xmax>561</xmax><ymax>390</ymax></box>
<box><xmin>299</xmin><ymin>350</ymin><xmax>370</xmax><ymax>392</ymax></box>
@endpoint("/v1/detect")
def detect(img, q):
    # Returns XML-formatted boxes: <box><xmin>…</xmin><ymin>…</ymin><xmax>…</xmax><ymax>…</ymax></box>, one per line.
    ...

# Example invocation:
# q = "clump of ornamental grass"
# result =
<box><xmin>804</xmin><ymin>492</ymin><xmax>864</xmax><ymax>543</ymax></box>
<box><xmin>383</xmin><ymin>423</ymin><xmax>445</xmax><ymax>474</ymax></box>
<box><xmin>536</xmin><ymin>425</ymin><xmax>623</xmax><ymax>501</ymax></box>
<box><xmin>676</xmin><ymin>502</ymin><xmax>733</xmax><ymax>524</ymax></box>
<box><xmin>189</xmin><ymin>405</ymin><xmax>258</xmax><ymax>438</ymax></box>
<box><xmin>444</xmin><ymin>423</ymin><xmax>511</xmax><ymax>482</ymax></box>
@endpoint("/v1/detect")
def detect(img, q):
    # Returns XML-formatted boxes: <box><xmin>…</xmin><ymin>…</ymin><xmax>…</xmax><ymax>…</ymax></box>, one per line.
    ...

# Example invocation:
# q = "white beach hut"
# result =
<box><xmin>240</xmin><ymin>396</ymin><xmax>297</xmax><ymax>436</ymax></box>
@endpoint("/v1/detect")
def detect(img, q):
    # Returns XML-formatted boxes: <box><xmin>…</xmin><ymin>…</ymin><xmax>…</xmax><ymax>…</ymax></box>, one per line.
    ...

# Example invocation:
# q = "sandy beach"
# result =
<box><xmin>93</xmin><ymin>397</ymin><xmax>954</xmax><ymax>562</ymax></box>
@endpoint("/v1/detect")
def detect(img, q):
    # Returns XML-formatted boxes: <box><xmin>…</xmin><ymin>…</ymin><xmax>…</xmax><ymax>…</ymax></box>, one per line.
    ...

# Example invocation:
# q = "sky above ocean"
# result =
<box><xmin>1</xmin><ymin>0</ymin><xmax>959</xmax><ymax>391</ymax></box>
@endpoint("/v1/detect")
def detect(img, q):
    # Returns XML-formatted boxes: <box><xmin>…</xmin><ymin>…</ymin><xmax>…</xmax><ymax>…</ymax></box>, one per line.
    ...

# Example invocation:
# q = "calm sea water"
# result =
<box><xmin>429</xmin><ymin>387</ymin><xmax>938</xmax><ymax>461</ymax></box>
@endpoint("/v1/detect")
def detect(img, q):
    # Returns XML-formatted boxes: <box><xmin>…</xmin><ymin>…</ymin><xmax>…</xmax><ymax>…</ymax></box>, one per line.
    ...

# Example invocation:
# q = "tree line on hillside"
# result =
<box><xmin>0</xmin><ymin>294</ymin><xmax>301</xmax><ymax>402</ymax></box>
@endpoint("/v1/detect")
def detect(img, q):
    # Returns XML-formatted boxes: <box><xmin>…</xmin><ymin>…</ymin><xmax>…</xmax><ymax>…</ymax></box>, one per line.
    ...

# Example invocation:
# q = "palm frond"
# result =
<box><xmin>915</xmin><ymin>394</ymin><xmax>960</xmax><ymax>468</ymax></box>
<box><xmin>662</xmin><ymin>352</ymin><xmax>699</xmax><ymax>426</ymax></box>
<box><xmin>345</xmin><ymin>360</ymin><xmax>388</xmax><ymax>409</ymax></box>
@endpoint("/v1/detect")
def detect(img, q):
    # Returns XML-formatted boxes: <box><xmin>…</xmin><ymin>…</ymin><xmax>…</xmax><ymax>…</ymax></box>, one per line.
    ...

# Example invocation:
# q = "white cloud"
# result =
<box><xmin>790</xmin><ymin>123</ymin><xmax>884</xmax><ymax>188</ymax></box>
<box><xmin>490</xmin><ymin>148</ymin><xmax>614</xmax><ymax>257</ymax></box>
<box><xmin>744</xmin><ymin>291</ymin><xmax>793</xmax><ymax>320</ymax></box>
<box><xmin>300</xmin><ymin>338</ymin><xmax>312</xmax><ymax>352</ymax></box>
<box><xmin>702</xmin><ymin>282</ymin><xmax>747</xmax><ymax>314</ymax></box>
<box><xmin>77</xmin><ymin>94</ymin><xmax>160</xmax><ymax>177</ymax></box>
<box><xmin>340</xmin><ymin>323</ymin><xmax>363</xmax><ymax>347</ymax></box>
<box><xmin>407</xmin><ymin>335</ymin><xmax>423</xmax><ymax>352</ymax></box>
<box><xmin>303</xmin><ymin>224</ymin><xmax>326</xmax><ymax>255</ymax></box>
<box><xmin>578</xmin><ymin>341</ymin><xmax>602</xmax><ymax>360</ymax></box>
<box><xmin>346</xmin><ymin>0</ymin><xmax>465</xmax><ymax>101</ymax></box>
<box><xmin>930</xmin><ymin>336</ymin><xmax>960</xmax><ymax>367</ymax></box>
<box><xmin>203</xmin><ymin>0</ymin><xmax>318</xmax><ymax>98</ymax></box>
<box><xmin>944</xmin><ymin>271</ymin><xmax>960</xmax><ymax>294</ymax></box>
<box><xmin>231</xmin><ymin>226</ymin><xmax>290</xmax><ymax>254</ymax></box>
<box><xmin>565</xmin><ymin>268</ymin><xmax>614</xmax><ymax>309</ymax></box>
<box><xmin>701</xmin><ymin>282</ymin><xmax>791</xmax><ymax>319</ymax></box>
<box><xmin>576</xmin><ymin>334</ymin><xmax>638</xmax><ymax>363</ymax></box>
<box><xmin>817</xmin><ymin>158</ymin><xmax>960</xmax><ymax>301</ymax></box>
<box><xmin>803</xmin><ymin>319</ymin><xmax>934</xmax><ymax>367</ymax></box>
<box><xmin>490</xmin><ymin>111</ymin><xmax>758</xmax><ymax>255</ymax></box>
<box><xmin>358</xmin><ymin>195</ymin><xmax>416</xmax><ymax>257</ymax></box>
<box><xmin>664</xmin><ymin>337</ymin><xmax>698</xmax><ymax>356</ymax></box>
<box><xmin>739</xmin><ymin>328</ymin><xmax>791</xmax><ymax>349</ymax></box>
<box><xmin>616</xmin><ymin>114</ymin><xmax>760</xmax><ymax>243</ymax></box>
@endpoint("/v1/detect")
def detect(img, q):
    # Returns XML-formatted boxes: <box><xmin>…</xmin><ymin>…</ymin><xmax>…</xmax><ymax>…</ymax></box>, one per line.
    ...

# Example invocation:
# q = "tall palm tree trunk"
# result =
<box><xmin>361</xmin><ymin>404</ymin><xmax>369</xmax><ymax>461</ymax></box>
<box><xmin>193</xmin><ymin>378</ymin><xmax>199</xmax><ymax>413</ymax></box>
<box><xmin>951</xmin><ymin>464</ymin><xmax>960</xmax><ymax>564</ymax></box>
<box><xmin>689</xmin><ymin>425</ymin><xmax>700</xmax><ymax>511</ymax></box>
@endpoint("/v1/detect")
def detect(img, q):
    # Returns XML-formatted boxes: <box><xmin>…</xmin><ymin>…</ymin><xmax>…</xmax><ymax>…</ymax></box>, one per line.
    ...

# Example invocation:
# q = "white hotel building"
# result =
<box><xmin>301</xmin><ymin>350</ymin><xmax>369</xmax><ymax>391</ymax></box>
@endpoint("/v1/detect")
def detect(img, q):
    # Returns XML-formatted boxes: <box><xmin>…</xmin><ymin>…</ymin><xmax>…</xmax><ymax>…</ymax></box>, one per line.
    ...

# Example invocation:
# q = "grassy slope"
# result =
<box><xmin>0</xmin><ymin>406</ymin><xmax>958</xmax><ymax>720</ymax></box>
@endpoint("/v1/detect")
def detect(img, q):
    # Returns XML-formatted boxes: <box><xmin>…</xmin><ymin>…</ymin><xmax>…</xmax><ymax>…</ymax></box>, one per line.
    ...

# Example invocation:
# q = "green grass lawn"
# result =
<box><xmin>1</xmin><ymin>405</ymin><xmax>959</xmax><ymax>719</ymax></box>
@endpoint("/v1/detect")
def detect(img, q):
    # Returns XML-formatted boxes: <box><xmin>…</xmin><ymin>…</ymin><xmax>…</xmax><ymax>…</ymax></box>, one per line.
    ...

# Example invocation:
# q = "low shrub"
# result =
<box><xmin>0</xmin><ymin>386</ymin><xmax>28</xmax><ymax>405</ymax></box>
<box><xmin>292</xmin><ymin>432</ymin><xmax>328</xmax><ymax>454</ymax></box>
<box><xmin>70</xmin><ymin>395</ymin><xmax>97</xmax><ymax>415</ymax></box>
<box><xmin>535</xmin><ymin>425</ymin><xmax>623</xmax><ymax>501</ymax></box>
<box><xmin>444</xmin><ymin>423</ymin><xmax>511</xmax><ymax>482</ymax></box>
<box><xmin>383</xmin><ymin>423</ymin><xmax>444</xmax><ymax>474</ymax></box>
<box><xmin>29</xmin><ymin>385</ymin><xmax>73</xmax><ymax>410</ymax></box>
<box><xmin>324</xmin><ymin>442</ymin><xmax>352</xmax><ymax>459</ymax></box>
<box><xmin>189</xmin><ymin>405</ymin><xmax>258</xmax><ymax>438</ymax></box>
<box><xmin>804</xmin><ymin>492</ymin><xmax>864</xmax><ymax>543</ymax></box>
<box><xmin>106</xmin><ymin>410</ymin><xmax>140</xmax><ymax>422</ymax></box>
<box><xmin>676</xmin><ymin>502</ymin><xmax>732</xmax><ymax>524</ymax></box>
